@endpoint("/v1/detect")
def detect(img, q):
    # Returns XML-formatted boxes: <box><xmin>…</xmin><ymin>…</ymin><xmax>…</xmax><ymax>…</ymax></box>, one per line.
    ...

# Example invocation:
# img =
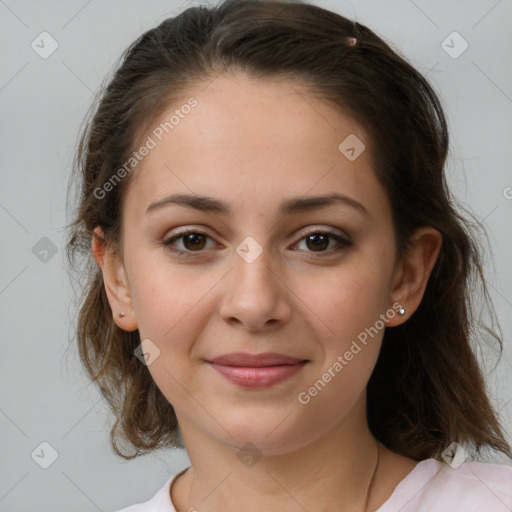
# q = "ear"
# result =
<box><xmin>386</xmin><ymin>226</ymin><xmax>442</xmax><ymax>327</ymax></box>
<box><xmin>91</xmin><ymin>226</ymin><xmax>138</xmax><ymax>332</ymax></box>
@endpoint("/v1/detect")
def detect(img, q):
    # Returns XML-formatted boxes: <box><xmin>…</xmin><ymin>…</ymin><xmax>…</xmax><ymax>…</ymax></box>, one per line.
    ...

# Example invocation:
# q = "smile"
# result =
<box><xmin>206</xmin><ymin>360</ymin><xmax>308</xmax><ymax>388</ymax></box>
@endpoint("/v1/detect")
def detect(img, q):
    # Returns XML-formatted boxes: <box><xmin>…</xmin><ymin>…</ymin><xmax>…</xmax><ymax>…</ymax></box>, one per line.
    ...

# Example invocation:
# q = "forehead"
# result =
<box><xmin>125</xmin><ymin>72</ymin><xmax>387</xmax><ymax>218</ymax></box>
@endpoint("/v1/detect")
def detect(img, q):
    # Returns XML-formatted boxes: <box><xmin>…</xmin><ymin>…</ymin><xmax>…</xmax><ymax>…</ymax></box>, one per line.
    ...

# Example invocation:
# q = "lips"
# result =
<box><xmin>206</xmin><ymin>352</ymin><xmax>309</xmax><ymax>388</ymax></box>
<box><xmin>207</xmin><ymin>352</ymin><xmax>307</xmax><ymax>367</ymax></box>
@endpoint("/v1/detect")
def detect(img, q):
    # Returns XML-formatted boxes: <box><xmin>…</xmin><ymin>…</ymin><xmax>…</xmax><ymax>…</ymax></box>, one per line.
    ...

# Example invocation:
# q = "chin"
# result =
<box><xmin>214</xmin><ymin>413</ymin><xmax>312</xmax><ymax>457</ymax></box>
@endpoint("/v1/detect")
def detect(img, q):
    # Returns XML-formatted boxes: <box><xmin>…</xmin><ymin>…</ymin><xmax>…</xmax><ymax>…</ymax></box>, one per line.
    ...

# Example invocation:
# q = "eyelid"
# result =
<box><xmin>166</xmin><ymin>226</ymin><xmax>212</xmax><ymax>238</ymax></box>
<box><xmin>293</xmin><ymin>224</ymin><xmax>350</xmax><ymax>242</ymax></box>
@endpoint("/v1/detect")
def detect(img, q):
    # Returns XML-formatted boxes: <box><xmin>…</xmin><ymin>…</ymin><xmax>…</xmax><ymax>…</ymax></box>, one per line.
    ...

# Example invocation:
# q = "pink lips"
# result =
<box><xmin>206</xmin><ymin>352</ymin><xmax>308</xmax><ymax>388</ymax></box>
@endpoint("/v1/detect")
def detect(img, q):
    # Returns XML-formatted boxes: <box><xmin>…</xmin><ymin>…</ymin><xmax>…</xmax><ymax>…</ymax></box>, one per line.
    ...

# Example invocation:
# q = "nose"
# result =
<box><xmin>219</xmin><ymin>246</ymin><xmax>292</xmax><ymax>332</ymax></box>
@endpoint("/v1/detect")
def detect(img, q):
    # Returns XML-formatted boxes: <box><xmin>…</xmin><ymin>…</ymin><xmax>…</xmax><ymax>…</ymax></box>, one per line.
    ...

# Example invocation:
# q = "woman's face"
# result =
<box><xmin>111</xmin><ymin>73</ymin><xmax>407</xmax><ymax>454</ymax></box>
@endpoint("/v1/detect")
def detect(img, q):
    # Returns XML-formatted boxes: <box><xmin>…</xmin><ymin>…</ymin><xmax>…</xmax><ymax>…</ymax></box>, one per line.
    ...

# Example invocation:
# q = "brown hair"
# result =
<box><xmin>66</xmin><ymin>0</ymin><xmax>511</xmax><ymax>460</ymax></box>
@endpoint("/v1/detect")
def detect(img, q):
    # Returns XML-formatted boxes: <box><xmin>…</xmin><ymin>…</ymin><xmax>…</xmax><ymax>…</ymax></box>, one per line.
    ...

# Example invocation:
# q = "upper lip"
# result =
<box><xmin>207</xmin><ymin>352</ymin><xmax>308</xmax><ymax>367</ymax></box>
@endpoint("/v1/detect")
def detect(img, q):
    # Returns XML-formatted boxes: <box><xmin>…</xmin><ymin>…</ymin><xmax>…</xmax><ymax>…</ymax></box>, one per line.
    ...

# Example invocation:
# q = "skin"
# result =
<box><xmin>92</xmin><ymin>73</ymin><xmax>442</xmax><ymax>512</ymax></box>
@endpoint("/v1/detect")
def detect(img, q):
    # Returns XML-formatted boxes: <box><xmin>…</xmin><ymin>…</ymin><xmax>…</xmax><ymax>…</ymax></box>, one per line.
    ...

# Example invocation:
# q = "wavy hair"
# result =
<box><xmin>66</xmin><ymin>0</ymin><xmax>511</xmax><ymax>460</ymax></box>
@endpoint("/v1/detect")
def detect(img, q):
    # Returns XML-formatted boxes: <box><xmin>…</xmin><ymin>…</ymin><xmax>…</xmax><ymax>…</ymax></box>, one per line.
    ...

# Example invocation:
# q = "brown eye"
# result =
<box><xmin>162</xmin><ymin>230</ymin><xmax>216</xmax><ymax>255</ymax></box>
<box><xmin>182</xmin><ymin>233</ymin><xmax>207</xmax><ymax>251</ymax></box>
<box><xmin>305</xmin><ymin>233</ymin><xmax>330</xmax><ymax>252</ymax></box>
<box><xmin>294</xmin><ymin>230</ymin><xmax>352</xmax><ymax>255</ymax></box>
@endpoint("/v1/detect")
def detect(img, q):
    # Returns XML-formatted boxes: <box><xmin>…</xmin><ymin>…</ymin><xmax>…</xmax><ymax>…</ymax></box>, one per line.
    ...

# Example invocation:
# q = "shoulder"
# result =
<box><xmin>379</xmin><ymin>459</ymin><xmax>512</xmax><ymax>512</ymax></box>
<box><xmin>113</xmin><ymin>468</ymin><xmax>188</xmax><ymax>512</ymax></box>
<box><xmin>431</xmin><ymin>459</ymin><xmax>512</xmax><ymax>495</ymax></box>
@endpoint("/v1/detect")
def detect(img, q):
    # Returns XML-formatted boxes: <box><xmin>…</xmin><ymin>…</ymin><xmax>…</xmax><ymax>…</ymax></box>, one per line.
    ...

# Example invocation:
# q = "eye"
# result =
<box><xmin>292</xmin><ymin>230</ymin><xmax>352</xmax><ymax>254</ymax></box>
<box><xmin>162</xmin><ymin>229</ymin><xmax>217</xmax><ymax>255</ymax></box>
<box><xmin>161</xmin><ymin>227</ymin><xmax>352</xmax><ymax>257</ymax></box>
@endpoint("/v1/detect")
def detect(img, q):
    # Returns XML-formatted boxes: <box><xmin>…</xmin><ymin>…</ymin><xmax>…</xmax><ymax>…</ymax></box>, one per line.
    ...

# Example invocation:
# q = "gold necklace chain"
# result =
<box><xmin>362</xmin><ymin>439</ymin><xmax>381</xmax><ymax>512</ymax></box>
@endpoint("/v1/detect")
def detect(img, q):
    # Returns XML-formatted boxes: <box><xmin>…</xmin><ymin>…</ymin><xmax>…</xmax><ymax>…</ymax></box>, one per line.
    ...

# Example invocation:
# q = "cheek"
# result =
<box><xmin>291</xmin><ymin>267</ymin><xmax>389</xmax><ymax>425</ymax></box>
<box><xmin>126</xmin><ymin>252</ymin><xmax>217</xmax><ymax>408</ymax></box>
<box><xmin>127</xmin><ymin>250</ymin><xmax>216</xmax><ymax>346</ymax></box>
<box><xmin>289</xmin><ymin>254</ymin><xmax>394</xmax><ymax>411</ymax></box>
<box><xmin>294</xmin><ymin>256</ymin><xmax>393</xmax><ymax>348</ymax></box>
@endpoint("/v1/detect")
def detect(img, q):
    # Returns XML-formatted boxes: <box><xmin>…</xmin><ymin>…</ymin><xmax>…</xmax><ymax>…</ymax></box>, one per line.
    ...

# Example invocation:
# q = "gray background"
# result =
<box><xmin>1</xmin><ymin>0</ymin><xmax>511</xmax><ymax>510</ymax></box>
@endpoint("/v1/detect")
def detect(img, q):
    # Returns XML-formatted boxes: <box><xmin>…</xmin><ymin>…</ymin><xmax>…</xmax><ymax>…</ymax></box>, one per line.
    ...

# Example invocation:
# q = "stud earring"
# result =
<box><xmin>119</xmin><ymin>312</ymin><xmax>126</xmax><ymax>318</ymax></box>
<box><xmin>398</xmin><ymin>307</ymin><xmax>406</xmax><ymax>316</ymax></box>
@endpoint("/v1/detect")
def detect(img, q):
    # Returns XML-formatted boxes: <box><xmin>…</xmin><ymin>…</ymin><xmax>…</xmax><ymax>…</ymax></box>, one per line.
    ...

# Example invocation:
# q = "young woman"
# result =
<box><xmin>66</xmin><ymin>0</ymin><xmax>512</xmax><ymax>510</ymax></box>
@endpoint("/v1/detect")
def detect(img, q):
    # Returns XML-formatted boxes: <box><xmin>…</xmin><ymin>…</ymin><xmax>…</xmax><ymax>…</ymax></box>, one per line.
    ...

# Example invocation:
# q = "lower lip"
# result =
<box><xmin>207</xmin><ymin>362</ymin><xmax>307</xmax><ymax>388</ymax></box>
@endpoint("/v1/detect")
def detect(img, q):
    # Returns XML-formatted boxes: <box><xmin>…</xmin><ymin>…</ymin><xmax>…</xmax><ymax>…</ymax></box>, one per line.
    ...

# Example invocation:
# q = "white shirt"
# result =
<box><xmin>114</xmin><ymin>459</ymin><xmax>512</xmax><ymax>511</ymax></box>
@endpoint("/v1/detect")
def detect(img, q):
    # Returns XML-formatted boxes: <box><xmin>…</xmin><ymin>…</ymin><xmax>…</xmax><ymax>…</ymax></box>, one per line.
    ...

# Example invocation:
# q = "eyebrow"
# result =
<box><xmin>146</xmin><ymin>192</ymin><xmax>367</xmax><ymax>216</ymax></box>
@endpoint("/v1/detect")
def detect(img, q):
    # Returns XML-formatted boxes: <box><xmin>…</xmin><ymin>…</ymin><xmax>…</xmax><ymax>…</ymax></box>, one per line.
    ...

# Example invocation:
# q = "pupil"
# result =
<box><xmin>307</xmin><ymin>234</ymin><xmax>328</xmax><ymax>251</ymax></box>
<box><xmin>185</xmin><ymin>234</ymin><xmax>206</xmax><ymax>250</ymax></box>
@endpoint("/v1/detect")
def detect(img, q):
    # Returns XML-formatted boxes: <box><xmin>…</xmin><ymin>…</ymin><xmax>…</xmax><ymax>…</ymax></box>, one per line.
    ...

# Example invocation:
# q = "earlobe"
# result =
<box><xmin>387</xmin><ymin>227</ymin><xmax>442</xmax><ymax>327</ymax></box>
<box><xmin>91</xmin><ymin>227</ymin><xmax>138</xmax><ymax>332</ymax></box>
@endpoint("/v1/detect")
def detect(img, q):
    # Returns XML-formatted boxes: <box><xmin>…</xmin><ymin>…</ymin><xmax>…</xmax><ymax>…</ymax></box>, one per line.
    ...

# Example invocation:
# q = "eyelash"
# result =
<box><xmin>161</xmin><ymin>228</ymin><xmax>352</xmax><ymax>257</ymax></box>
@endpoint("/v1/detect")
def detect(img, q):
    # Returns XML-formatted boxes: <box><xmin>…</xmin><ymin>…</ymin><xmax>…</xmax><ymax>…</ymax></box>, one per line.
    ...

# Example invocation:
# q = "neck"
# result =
<box><xmin>174</xmin><ymin>412</ymin><xmax>381</xmax><ymax>512</ymax></box>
